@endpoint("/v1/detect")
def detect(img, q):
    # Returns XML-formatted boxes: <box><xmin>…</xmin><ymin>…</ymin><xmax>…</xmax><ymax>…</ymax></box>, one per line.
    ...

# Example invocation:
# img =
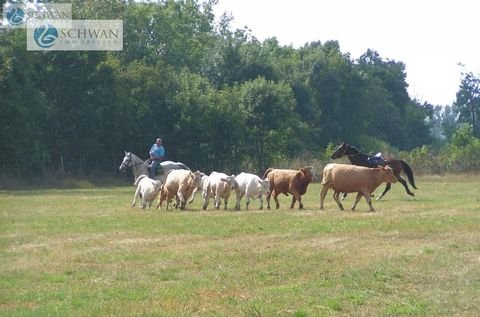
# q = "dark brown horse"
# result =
<box><xmin>331</xmin><ymin>142</ymin><xmax>417</xmax><ymax>200</ymax></box>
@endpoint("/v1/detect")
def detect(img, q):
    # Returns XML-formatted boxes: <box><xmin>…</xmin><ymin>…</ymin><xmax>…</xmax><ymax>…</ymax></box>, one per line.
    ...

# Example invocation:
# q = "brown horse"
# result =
<box><xmin>331</xmin><ymin>142</ymin><xmax>417</xmax><ymax>200</ymax></box>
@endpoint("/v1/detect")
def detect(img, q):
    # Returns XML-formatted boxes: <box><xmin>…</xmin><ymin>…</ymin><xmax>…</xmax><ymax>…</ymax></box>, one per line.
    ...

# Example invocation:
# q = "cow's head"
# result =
<box><xmin>153</xmin><ymin>180</ymin><xmax>162</xmax><ymax>191</ymax></box>
<box><xmin>221</xmin><ymin>175</ymin><xmax>238</xmax><ymax>189</ymax></box>
<box><xmin>261</xmin><ymin>179</ymin><xmax>271</xmax><ymax>195</ymax></box>
<box><xmin>380</xmin><ymin>166</ymin><xmax>397</xmax><ymax>183</ymax></box>
<box><xmin>298</xmin><ymin>166</ymin><xmax>314</xmax><ymax>182</ymax></box>
<box><xmin>191</xmin><ymin>170</ymin><xmax>203</xmax><ymax>188</ymax></box>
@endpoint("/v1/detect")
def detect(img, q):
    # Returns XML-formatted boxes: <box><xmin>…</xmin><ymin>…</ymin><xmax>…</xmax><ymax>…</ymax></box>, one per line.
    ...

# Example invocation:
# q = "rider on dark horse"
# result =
<box><xmin>367</xmin><ymin>152</ymin><xmax>387</xmax><ymax>168</ymax></box>
<box><xmin>331</xmin><ymin>142</ymin><xmax>417</xmax><ymax>199</ymax></box>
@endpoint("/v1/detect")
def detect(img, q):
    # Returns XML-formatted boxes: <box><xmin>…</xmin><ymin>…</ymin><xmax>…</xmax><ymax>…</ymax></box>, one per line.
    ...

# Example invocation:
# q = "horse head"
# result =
<box><xmin>331</xmin><ymin>142</ymin><xmax>348</xmax><ymax>159</ymax></box>
<box><xmin>119</xmin><ymin>151</ymin><xmax>132</xmax><ymax>171</ymax></box>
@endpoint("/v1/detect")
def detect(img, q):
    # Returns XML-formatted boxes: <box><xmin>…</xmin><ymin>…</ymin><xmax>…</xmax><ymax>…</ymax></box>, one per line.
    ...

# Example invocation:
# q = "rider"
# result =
<box><xmin>368</xmin><ymin>152</ymin><xmax>386</xmax><ymax>167</ymax></box>
<box><xmin>149</xmin><ymin>137</ymin><xmax>165</xmax><ymax>178</ymax></box>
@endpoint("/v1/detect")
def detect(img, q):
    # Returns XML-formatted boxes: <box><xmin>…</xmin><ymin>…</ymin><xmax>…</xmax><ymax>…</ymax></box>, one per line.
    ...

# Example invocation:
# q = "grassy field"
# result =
<box><xmin>1</xmin><ymin>175</ymin><xmax>479</xmax><ymax>316</ymax></box>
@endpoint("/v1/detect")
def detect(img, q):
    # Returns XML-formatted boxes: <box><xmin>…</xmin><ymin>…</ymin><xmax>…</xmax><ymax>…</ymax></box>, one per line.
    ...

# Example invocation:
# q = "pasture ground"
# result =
<box><xmin>1</xmin><ymin>175</ymin><xmax>479</xmax><ymax>316</ymax></box>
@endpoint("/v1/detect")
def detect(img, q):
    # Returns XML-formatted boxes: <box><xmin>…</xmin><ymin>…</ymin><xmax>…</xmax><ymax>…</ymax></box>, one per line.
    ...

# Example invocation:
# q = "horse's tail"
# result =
<box><xmin>262</xmin><ymin>168</ymin><xmax>273</xmax><ymax>179</ymax></box>
<box><xmin>400</xmin><ymin>160</ymin><xmax>417</xmax><ymax>189</ymax></box>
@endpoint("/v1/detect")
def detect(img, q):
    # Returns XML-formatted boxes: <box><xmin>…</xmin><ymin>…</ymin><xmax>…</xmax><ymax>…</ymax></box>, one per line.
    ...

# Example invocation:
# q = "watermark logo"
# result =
<box><xmin>2</xmin><ymin>3</ymin><xmax>71</xmax><ymax>28</ymax></box>
<box><xmin>27</xmin><ymin>20</ymin><xmax>123</xmax><ymax>51</ymax></box>
<box><xmin>33</xmin><ymin>23</ymin><xmax>58</xmax><ymax>48</ymax></box>
<box><xmin>5</xmin><ymin>5</ymin><xmax>25</xmax><ymax>26</ymax></box>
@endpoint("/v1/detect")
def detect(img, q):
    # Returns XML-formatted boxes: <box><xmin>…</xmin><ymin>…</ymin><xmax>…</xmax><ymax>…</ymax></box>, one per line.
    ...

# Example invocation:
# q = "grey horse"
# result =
<box><xmin>119</xmin><ymin>151</ymin><xmax>190</xmax><ymax>184</ymax></box>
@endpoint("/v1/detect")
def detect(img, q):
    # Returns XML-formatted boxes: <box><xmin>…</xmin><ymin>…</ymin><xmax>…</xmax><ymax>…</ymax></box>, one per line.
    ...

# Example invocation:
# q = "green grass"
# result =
<box><xmin>1</xmin><ymin>175</ymin><xmax>480</xmax><ymax>316</ymax></box>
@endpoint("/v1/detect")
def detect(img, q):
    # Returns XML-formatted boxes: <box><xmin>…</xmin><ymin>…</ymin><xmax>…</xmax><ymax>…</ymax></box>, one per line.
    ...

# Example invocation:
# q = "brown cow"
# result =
<box><xmin>263</xmin><ymin>167</ymin><xmax>314</xmax><ymax>210</ymax></box>
<box><xmin>320</xmin><ymin>163</ymin><xmax>398</xmax><ymax>212</ymax></box>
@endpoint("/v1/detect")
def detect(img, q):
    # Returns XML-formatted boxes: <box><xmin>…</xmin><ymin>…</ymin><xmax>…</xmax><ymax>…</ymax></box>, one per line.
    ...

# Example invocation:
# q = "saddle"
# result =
<box><xmin>147</xmin><ymin>162</ymin><xmax>165</xmax><ymax>175</ymax></box>
<box><xmin>367</xmin><ymin>152</ymin><xmax>387</xmax><ymax>168</ymax></box>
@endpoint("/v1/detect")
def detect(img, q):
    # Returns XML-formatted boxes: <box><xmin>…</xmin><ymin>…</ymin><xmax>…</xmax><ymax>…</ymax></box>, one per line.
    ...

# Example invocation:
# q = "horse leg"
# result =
<box><xmin>397</xmin><ymin>174</ymin><xmax>415</xmax><ymax>197</ymax></box>
<box><xmin>341</xmin><ymin>192</ymin><xmax>348</xmax><ymax>201</ymax></box>
<box><xmin>376</xmin><ymin>183</ymin><xmax>391</xmax><ymax>201</ymax></box>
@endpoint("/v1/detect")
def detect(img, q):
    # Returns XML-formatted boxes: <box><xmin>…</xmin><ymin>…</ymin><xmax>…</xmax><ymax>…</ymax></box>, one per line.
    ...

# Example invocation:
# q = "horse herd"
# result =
<box><xmin>119</xmin><ymin>142</ymin><xmax>417</xmax><ymax>212</ymax></box>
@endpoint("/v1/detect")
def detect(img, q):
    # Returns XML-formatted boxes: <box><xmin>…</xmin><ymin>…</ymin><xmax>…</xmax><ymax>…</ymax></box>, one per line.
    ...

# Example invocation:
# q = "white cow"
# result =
<box><xmin>234</xmin><ymin>172</ymin><xmax>270</xmax><ymax>210</ymax></box>
<box><xmin>157</xmin><ymin>169</ymin><xmax>202</xmax><ymax>210</ymax></box>
<box><xmin>187</xmin><ymin>172</ymin><xmax>208</xmax><ymax>204</ymax></box>
<box><xmin>202</xmin><ymin>172</ymin><xmax>237</xmax><ymax>210</ymax></box>
<box><xmin>132</xmin><ymin>175</ymin><xmax>162</xmax><ymax>210</ymax></box>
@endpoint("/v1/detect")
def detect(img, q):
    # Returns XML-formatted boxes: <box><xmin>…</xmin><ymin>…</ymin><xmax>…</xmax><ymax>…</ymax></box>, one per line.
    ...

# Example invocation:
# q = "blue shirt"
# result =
<box><xmin>150</xmin><ymin>144</ymin><xmax>165</xmax><ymax>159</ymax></box>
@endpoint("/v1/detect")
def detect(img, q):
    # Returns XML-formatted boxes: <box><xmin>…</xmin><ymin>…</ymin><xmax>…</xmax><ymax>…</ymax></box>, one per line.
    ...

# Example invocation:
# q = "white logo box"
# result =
<box><xmin>27</xmin><ymin>20</ymin><xmax>123</xmax><ymax>51</ymax></box>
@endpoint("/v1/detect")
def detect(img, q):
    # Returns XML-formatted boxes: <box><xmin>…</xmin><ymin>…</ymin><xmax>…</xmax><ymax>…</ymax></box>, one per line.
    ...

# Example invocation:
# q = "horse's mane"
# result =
<box><xmin>347</xmin><ymin>144</ymin><xmax>361</xmax><ymax>154</ymax></box>
<box><xmin>128</xmin><ymin>152</ymin><xmax>143</xmax><ymax>160</ymax></box>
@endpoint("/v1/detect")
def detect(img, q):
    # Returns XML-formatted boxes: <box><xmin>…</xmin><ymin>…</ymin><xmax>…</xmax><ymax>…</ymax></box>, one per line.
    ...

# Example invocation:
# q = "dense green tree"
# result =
<box><xmin>0</xmin><ymin>30</ymin><xmax>48</xmax><ymax>177</ymax></box>
<box><xmin>454</xmin><ymin>72</ymin><xmax>480</xmax><ymax>137</ymax></box>
<box><xmin>0</xmin><ymin>0</ymin><xmax>441</xmax><ymax>179</ymax></box>
<box><xmin>239</xmin><ymin>78</ymin><xmax>304</xmax><ymax>173</ymax></box>
<box><xmin>306</xmin><ymin>41</ymin><xmax>369</xmax><ymax>145</ymax></box>
<box><xmin>356</xmin><ymin>49</ymin><xmax>431</xmax><ymax>149</ymax></box>
<box><xmin>441</xmin><ymin>105</ymin><xmax>459</xmax><ymax>140</ymax></box>
<box><xmin>165</xmin><ymin>69</ymin><xmax>246</xmax><ymax>171</ymax></box>
<box><xmin>122</xmin><ymin>0</ymin><xmax>216</xmax><ymax>69</ymax></box>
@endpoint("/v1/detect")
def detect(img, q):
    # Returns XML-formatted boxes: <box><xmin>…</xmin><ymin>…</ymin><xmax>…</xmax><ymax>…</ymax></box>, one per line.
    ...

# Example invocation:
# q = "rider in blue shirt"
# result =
<box><xmin>149</xmin><ymin>138</ymin><xmax>165</xmax><ymax>178</ymax></box>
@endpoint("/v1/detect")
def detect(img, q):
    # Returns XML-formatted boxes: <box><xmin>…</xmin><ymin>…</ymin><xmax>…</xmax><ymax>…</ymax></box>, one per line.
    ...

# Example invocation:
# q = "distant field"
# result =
<box><xmin>1</xmin><ymin>176</ymin><xmax>479</xmax><ymax>316</ymax></box>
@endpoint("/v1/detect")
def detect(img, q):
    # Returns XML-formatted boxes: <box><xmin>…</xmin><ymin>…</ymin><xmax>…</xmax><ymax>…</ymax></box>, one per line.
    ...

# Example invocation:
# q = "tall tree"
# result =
<box><xmin>122</xmin><ymin>0</ymin><xmax>216</xmax><ymax>69</ymax></box>
<box><xmin>239</xmin><ymin>78</ymin><xmax>304</xmax><ymax>173</ymax></box>
<box><xmin>0</xmin><ymin>30</ymin><xmax>48</xmax><ymax>177</ymax></box>
<box><xmin>454</xmin><ymin>72</ymin><xmax>480</xmax><ymax>137</ymax></box>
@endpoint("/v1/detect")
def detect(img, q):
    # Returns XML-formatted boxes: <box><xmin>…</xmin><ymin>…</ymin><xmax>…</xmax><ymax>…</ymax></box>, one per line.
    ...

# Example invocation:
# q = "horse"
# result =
<box><xmin>330</xmin><ymin>142</ymin><xmax>417</xmax><ymax>200</ymax></box>
<box><xmin>118</xmin><ymin>151</ymin><xmax>190</xmax><ymax>185</ymax></box>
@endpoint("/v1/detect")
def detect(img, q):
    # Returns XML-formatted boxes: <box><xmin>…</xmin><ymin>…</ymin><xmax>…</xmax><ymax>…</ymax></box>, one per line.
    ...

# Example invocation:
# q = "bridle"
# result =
<box><xmin>120</xmin><ymin>153</ymin><xmax>145</xmax><ymax>169</ymax></box>
<box><xmin>334</xmin><ymin>144</ymin><xmax>360</xmax><ymax>158</ymax></box>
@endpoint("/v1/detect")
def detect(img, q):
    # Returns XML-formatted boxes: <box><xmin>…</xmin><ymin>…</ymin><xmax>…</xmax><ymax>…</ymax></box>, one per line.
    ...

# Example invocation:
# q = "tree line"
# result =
<box><xmin>1</xmin><ymin>0</ymin><xmax>479</xmax><ymax>180</ymax></box>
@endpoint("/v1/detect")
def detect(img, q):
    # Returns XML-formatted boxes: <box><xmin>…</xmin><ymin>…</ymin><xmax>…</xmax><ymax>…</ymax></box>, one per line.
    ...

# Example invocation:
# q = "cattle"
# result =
<box><xmin>156</xmin><ymin>169</ymin><xmax>202</xmax><ymax>210</ymax></box>
<box><xmin>319</xmin><ymin>163</ymin><xmax>398</xmax><ymax>212</ymax></box>
<box><xmin>234</xmin><ymin>172</ymin><xmax>270</xmax><ymax>210</ymax></box>
<box><xmin>132</xmin><ymin>175</ymin><xmax>162</xmax><ymax>210</ymax></box>
<box><xmin>187</xmin><ymin>172</ymin><xmax>208</xmax><ymax>204</ymax></box>
<box><xmin>263</xmin><ymin>166</ymin><xmax>314</xmax><ymax>210</ymax></box>
<box><xmin>203</xmin><ymin>172</ymin><xmax>238</xmax><ymax>210</ymax></box>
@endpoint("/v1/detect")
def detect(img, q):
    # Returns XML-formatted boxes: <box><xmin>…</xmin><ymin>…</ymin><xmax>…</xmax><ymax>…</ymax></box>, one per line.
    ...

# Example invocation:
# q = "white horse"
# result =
<box><xmin>119</xmin><ymin>151</ymin><xmax>190</xmax><ymax>185</ymax></box>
